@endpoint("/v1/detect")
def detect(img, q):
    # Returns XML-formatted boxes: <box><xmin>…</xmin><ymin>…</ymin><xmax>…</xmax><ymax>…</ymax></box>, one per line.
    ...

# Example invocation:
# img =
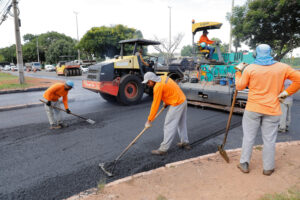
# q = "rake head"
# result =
<box><xmin>218</xmin><ymin>145</ymin><xmax>230</xmax><ymax>163</ymax></box>
<box><xmin>99</xmin><ymin>162</ymin><xmax>116</xmax><ymax>177</ymax></box>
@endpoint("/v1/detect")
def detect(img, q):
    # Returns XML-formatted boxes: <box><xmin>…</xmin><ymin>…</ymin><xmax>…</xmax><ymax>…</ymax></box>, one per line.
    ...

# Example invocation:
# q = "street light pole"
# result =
<box><xmin>228</xmin><ymin>0</ymin><xmax>234</xmax><ymax>53</ymax></box>
<box><xmin>36</xmin><ymin>38</ymin><xmax>40</xmax><ymax>63</ymax></box>
<box><xmin>12</xmin><ymin>0</ymin><xmax>25</xmax><ymax>84</ymax></box>
<box><xmin>74</xmin><ymin>11</ymin><xmax>80</xmax><ymax>62</ymax></box>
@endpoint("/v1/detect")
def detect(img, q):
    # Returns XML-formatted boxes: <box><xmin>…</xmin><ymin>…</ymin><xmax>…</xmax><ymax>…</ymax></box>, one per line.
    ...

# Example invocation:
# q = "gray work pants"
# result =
<box><xmin>279</xmin><ymin>102</ymin><xmax>292</xmax><ymax>130</ymax></box>
<box><xmin>44</xmin><ymin>100</ymin><xmax>62</xmax><ymax>126</ymax></box>
<box><xmin>240</xmin><ymin>110</ymin><xmax>280</xmax><ymax>170</ymax></box>
<box><xmin>159</xmin><ymin>100</ymin><xmax>189</xmax><ymax>151</ymax></box>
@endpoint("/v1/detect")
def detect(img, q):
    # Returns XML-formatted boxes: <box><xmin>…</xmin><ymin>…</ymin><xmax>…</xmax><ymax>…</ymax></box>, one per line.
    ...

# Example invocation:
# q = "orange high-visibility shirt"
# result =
<box><xmin>148</xmin><ymin>76</ymin><xmax>186</xmax><ymax>121</ymax></box>
<box><xmin>43</xmin><ymin>83</ymin><xmax>69</xmax><ymax>109</ymax></box>
<box><xmin>198</xmin><ymin>35</ymin><xmax>214</xmax><ymax>45</ymax></box>
<box><xmin>235</xmin><ymin>62</ymin><xmax>300</xmax><ymax>115</ymax></box>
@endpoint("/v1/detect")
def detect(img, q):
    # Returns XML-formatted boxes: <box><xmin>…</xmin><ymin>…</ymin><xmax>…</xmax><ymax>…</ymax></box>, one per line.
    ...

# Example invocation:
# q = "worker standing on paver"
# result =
<box><xmin>278</xmin><ymin>79</ymin><xmax>293</xmax><ymax>133</ymax></box>
<box><xmin>143</xmin><ymin>72</ymin><xmax>190</xmax><ymax>155</ymax></box>
<box><xmin>43</xmin><ymin>81</ymin><xmax>74</xmax><ymax>129</ymax></box>
<box><xmin>235</xmin><ymin>44</ymin><xmax>300</xmax><ymax>176</ymax></box>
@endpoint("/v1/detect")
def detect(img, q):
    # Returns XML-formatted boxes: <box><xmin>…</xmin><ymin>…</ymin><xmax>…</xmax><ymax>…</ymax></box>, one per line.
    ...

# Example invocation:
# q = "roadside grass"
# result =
<box><xmin>157</xmin><ymin>195</ymin><xmax>168</xmax><ymax>200</ymax></box>
<box><xmin>293</xmin><ymin>66</ymin><xmax>300</xmax><ymax>69</ymax></box>
<box><xmin>259</xmin><ymin>186</ymin><xmax>300</xmax><ymax>200</ymax></box>
<box><xmin>0</xmin><ymin>72</ymin><xmax>32</xmax><ymax>90</ymax></box>
<box><xmin>96</xmin><ymin>178</ymin><xmax>106</xmax><ymax>194</ymax></box>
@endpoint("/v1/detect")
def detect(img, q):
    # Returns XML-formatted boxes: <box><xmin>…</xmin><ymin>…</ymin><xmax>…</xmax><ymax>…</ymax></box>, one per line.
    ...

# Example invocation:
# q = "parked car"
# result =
<box><xmin>80</xmin><ymin>65</ymin><xmax>89</xmax><ymax>73</ymax></box>
<box><xmin>0</xmin><ymin>65</ymin><xmax>3</xmax><ymax>71</ymax></box>
<box><xmin>32</xmin><ymin>62</ymin><xmax>41</xmax><ymax>71</ymax></box>
<box><xmin>11</xmin><ymin>65</ymin><xmax>18</xmax><ymax>71</ymax></box>
<box><xmin>4</xmin><ymin>65</ymin><xmax>11</xmax><ymax>71</ymax></box>
<box><xmin>45</xmin><ymin>64</ymin><xmax>56</xmax><ymax>72</ymax></box>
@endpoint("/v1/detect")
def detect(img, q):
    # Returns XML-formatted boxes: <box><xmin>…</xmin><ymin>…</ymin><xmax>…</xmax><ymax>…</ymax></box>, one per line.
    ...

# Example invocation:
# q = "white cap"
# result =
<box><xmin>142</xmin><ymin>72</ymin><xmax>161</xmax><ymax>84</ymax></box>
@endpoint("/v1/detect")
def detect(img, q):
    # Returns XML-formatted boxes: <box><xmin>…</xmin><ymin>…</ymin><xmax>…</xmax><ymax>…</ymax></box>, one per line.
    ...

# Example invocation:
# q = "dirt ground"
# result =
<box><xmin>74</xmin><ymin>141</ymin><xmax>300</xmax><ymax>200</ymax></box>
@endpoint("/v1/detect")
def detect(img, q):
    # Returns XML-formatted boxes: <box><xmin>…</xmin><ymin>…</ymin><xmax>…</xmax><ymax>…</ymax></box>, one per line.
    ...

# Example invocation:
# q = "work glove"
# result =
<box><xmin>46</xmin><ymin>101</ymin><xmax>51</xmax><ymax>106</ymax></box>
<box><xmin>278</xmin><ymin>91</ymin><xmax>289</xmax><ymax>103</ymax></box>
<box><xmin>66</xmin><ymin>109</ymin><xmax>71</xmax><ymax>114</ymax></box>
<box><xmin>145</xmin><ymin>120</ymin><xmax>152</xmax><ymax>128</ymax></box>
<box><xmin>234</xmin><ymin>62</ymin><xmax>248</xmax><ymax>72</ymax></box>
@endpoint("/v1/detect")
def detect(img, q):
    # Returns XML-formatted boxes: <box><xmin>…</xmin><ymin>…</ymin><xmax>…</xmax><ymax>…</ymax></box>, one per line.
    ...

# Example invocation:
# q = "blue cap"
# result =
<box><xmin>66</xmin><ymin>80</ymin><xmax>74</xmax><ymax>88</ymax></box>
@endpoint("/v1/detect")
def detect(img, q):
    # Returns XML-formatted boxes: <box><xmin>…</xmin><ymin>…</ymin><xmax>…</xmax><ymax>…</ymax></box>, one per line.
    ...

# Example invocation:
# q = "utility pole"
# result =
<box><xmin>36</xmin><ymin>38</ymin><xmax>40</xmax><ymax>63</ymax></box>
<box><xmin>228</xmin><ymin>0</ymin><xmax>234</xmax><ymax>53</ymax></box>
<box><xmin>13</xmin><ymin>0</ymin><xmax>25</xmax><ymax>84</ymax></box>
<box><xmin>168</xmin><ymin>6</ymin><xmax>171</xmax><ymax>66</ymax></box>
<box><xmin>74</xmin><ymin>11</ymin><xmax>80</xmax><ymax>62</ymax></box>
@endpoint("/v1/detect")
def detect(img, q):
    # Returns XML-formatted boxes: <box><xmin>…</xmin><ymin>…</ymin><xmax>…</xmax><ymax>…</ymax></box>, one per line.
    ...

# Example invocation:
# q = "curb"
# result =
<box><xmin>0</xmin><ymin>87</ymin><xmax>48</xmax><ymax>95</ymax></box>
<box><xmin>0</xmin><ymin>98</ymin><xmax>75</xmax><ymax>112</ymax></box>
<box><xmin>65</xmin><ymin>140</ymin><xmax>300</xmax><ymax>200</ymax></box>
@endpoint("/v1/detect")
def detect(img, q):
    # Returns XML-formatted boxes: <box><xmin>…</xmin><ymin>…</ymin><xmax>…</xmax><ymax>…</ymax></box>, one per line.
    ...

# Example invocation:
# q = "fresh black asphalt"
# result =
<box><xmin>0</xmin><ymin>71</ymin><xmax>299</xmax><ymax>200</ymax></box>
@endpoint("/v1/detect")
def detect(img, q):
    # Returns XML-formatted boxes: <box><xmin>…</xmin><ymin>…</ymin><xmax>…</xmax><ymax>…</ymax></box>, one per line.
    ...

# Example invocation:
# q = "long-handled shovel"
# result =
<box><xmin>99</xmin><ymin>106</ymin><xmax>166</xmax><ymax>177</ymax></box>
<box><xmin>217</xmin><ymin>89</ymin><xmax>238</xmax><ymax>163</ymax></box>
<box><xmin>40</xmin><ymin>99</ymin><xmax>95</xmax><ymax>125</ymax></box>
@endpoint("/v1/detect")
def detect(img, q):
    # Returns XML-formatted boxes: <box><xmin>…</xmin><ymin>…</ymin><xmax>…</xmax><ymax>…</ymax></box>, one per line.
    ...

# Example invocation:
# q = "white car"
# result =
<box><xmin>80</xmin><ymin>65</ymin><xmax>89</xmax><ymax>73</ymax></box>
<box><xmin>45</xmin><ymin>64</ymin><xmax>56</xmax><ymax>72</ymax></box>
<box><xmin>4</xmin><ymin>65</ymin><xmax>11</xmax><ymax>71</ymax></box>
<box><xmin>11</xmin><ymin>65</ymin><xmax>18</xmax><ymax>71</ymax></box>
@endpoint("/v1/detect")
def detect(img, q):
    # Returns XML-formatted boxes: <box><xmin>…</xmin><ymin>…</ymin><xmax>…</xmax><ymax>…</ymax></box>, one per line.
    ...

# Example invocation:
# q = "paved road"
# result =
<box><xmin>1</xmin><ymin>71</ymin><xmax>300</xmax><ymax>200</ymax></box>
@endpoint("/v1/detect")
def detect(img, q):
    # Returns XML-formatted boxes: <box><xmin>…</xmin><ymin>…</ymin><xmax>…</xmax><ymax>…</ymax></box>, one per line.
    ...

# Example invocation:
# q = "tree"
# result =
<box><xmin>181</xmin><ymin>45</ymin><xmax>193</xmax><ymax>56</ymax></box>
<box><xmin>78</xmin><ymin>24</ymin><xmax>143</xmax><ymax>59</ymax></box>
<box><xmin>230</xmin><ymin>0</ymin><xmax>300</xmax><ymax>60</ymax></box>
<box><xmin>211</xmin><ymin>37</ymin><xmax>229</xmax><ymax>53</ymax></box>
<box><xmin>153</xmin><ymin>33</ymin><xmax>184</xmax><ymax>65</ymax></box>
<box><xmin>46</xmin><ymin>39</ymin><xmax>77</xmax><ymax>63</ymax></box>
<box><xmin>0</xmin><ymin>45</ymin><xmax>16</xmax><ymax>63</ymax></box>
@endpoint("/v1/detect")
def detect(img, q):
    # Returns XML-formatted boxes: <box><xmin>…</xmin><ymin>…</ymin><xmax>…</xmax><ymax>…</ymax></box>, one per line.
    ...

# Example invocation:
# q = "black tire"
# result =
<box><xmin>117</xmin><ymin>74</ymin><xmax>144</xmax><ymax>105</ymax></box>
<box><xmin>99</xmin><ymin>92</ymin><xmax>117</xmax><ymax>102</ymax></box>
<box><xmin>64</xmin><ymin>69</ymin><xmax>69</xmax><ymax>76</ymax></box>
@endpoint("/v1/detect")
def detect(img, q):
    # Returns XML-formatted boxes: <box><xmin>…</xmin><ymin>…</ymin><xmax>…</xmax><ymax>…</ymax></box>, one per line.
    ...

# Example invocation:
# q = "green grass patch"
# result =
<box><xmin>0</xmin><ymin>83</ymin><xmax>31</xmax><ymax>90</ymax></box>
<box><xmin>255</xmin><ymin>146</ymin><xmax>263</xmax><ymax>151</ymax></box>
<box><xmin>157</xmin><ymin>195</ymin><xmax>168</xmax><ymax>200</ymax></box>
<box><xmin>0</xmin><ymin>72</ymin><xmax>18</xmax><ymax>80</ymax></box>
<box><xmin>96</xmin><ymin>178</ymin><xmax>106</xmax><ymax>194</ymax></box>
<box><xmin>259</xmin><ymin>186</ymin><xmax>300</xmax><ymax>200</ymax></box>
<box><xmin>293</xmin><ymin>66</ymin><xmax>300</xmax><ymax>69</ymax></box>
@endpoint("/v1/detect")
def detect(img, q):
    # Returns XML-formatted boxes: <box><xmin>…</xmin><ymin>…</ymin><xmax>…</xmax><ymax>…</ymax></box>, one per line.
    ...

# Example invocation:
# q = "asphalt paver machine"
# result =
<box><xmin>179</xmin><ymin>21</ymin><xmax>255</xmax><ymax>112</ymax></box>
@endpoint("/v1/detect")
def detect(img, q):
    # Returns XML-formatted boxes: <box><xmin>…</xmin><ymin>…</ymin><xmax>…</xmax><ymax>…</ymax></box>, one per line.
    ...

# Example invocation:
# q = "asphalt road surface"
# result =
<box><xmin>1</xmin><ymin>71</ymin><xmax>300</xmax><ymax>200</ymax></box>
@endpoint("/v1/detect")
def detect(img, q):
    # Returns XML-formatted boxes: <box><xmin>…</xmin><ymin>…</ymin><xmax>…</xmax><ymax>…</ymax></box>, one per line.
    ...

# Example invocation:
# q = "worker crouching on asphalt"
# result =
<box><xmin>235</xmin><ymin>44</ymin><xmax>300</xmax><ymax>176</ymax></box>
<box><xmin>43</xmin><ymin>81</ymin><xmax>74</xmax><ymax>129</ymax></box>
<box><xmin>143</xmin><ymin>72</ymin><xmax>191</xmax><ymax>155</ymax></box>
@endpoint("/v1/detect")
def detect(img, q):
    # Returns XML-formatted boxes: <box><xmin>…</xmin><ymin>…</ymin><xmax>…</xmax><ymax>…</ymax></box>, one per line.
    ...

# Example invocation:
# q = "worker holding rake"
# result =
<box><xmin>43</xmin><ymin>81</ymin><xmax>74</xmax><ymax>129</ymax></box>
<box><xmin>235</xmin><ymin>44</ymin><xmax>300</xmax><ymax>176</ymax></box>
<box><xmin>143</xmin><ymin>72</ymin><xmax>191</xmax><ymax>155</ymax></box>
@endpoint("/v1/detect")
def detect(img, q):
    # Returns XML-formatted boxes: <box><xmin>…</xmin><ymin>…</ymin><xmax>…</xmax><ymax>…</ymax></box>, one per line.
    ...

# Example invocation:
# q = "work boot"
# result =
<box><xmin>278</xmin><ymin>128</ymin><xmax>286</xmax><ymax>133</ymax></box>
<box><xmin>50</xmin><ymin>125</ymin><xmax>62</xmax><ymax>130</ymax></box>
<box><xmin>177</xmin><ymin>142</ymin><xmax>192</xmax><ymax>150</ymax></box>
<box><xmin>263</xmin><ymin>169</ymin><xmax>275</xmax><ymax>176</ymax></box>
<box><xmin>237</xmin><ymin>162</ymin><xmax>249</xmax><ymax>173</ymax></box>
<box><xmin>151</xmin><ymin>149</ymin><xmax>167</xmax><ymax>156</ymax></box>
<box><xmin>58</xmin><ymin>123</ymin><xmax>68</xmax><ymax>128</ymax></box>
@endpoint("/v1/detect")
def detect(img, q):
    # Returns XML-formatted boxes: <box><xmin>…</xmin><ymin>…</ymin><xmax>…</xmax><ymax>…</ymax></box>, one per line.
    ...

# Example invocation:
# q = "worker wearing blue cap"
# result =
<box><xmin>43</xmin><ymin>80</ymin><xmax>74</xmax><ymax>129</ymax></box>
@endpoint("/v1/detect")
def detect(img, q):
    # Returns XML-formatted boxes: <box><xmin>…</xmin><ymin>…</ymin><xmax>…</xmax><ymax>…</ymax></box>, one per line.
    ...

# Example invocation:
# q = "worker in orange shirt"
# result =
<box><xmin>235</xmin><ymin>44</ymin><xmax>300</xmax><ymax>176</ymax></box>
<box><xmin>43</xmin><ymin>81</ymin><xmax>74</xmax><ymax>129</ymax></box>
<box><xmin>142</xmin><ymin>72</ymin><xmax>190</xmax><ymax>155</ymax></box>
<box><xmin>198</xmin><ymin>29</ymin><xmax>215</xmax><ymax>60</ymax></box>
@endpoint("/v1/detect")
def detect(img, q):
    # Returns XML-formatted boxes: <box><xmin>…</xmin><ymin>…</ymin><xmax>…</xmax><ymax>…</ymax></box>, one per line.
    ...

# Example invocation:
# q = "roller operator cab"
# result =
<box><xmin>82</xmin><ymin>38</ymin><xmax>184</xmax><ymax>105</ymax></box>
<box><xmin>178</xmin><ymin>21</ymin><xmax>255</xmax><ymax>110</ymax></box>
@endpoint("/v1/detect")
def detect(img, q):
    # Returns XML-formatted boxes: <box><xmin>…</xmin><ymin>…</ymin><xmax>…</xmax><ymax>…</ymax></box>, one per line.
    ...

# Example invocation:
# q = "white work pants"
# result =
<box><xmin>240</xmin><ymin>110</ymin><xmax>280</xmax><ymax>170</ymax></box>
<box><xmin>279</xmin><ymin>102</ymin><xmax>292</xmax><ymax>130</ymax></box>
<box><xmin>44</xmin><ymin>100</ymin><xmax>62</xmax><ymax>126</ymax></box>
<box><xmin>159</xmin><ymin>100</ymin><xmax>189</xmax><ymax>151</ymax></box>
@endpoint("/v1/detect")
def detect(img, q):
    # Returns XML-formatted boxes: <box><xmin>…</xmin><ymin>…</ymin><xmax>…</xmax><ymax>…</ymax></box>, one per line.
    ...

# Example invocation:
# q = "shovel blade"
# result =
<box><xmin>218</xmin><ymin>145</ymin><xmax>230</xmax><ymax>163</ymax></box>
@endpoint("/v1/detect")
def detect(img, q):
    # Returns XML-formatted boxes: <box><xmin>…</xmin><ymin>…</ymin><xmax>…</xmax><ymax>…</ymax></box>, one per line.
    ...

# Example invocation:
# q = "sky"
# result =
<box><xmin>0</xmin><ymin>0</ymin><xmax>298</xmax><ymax>56</ymax></box>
